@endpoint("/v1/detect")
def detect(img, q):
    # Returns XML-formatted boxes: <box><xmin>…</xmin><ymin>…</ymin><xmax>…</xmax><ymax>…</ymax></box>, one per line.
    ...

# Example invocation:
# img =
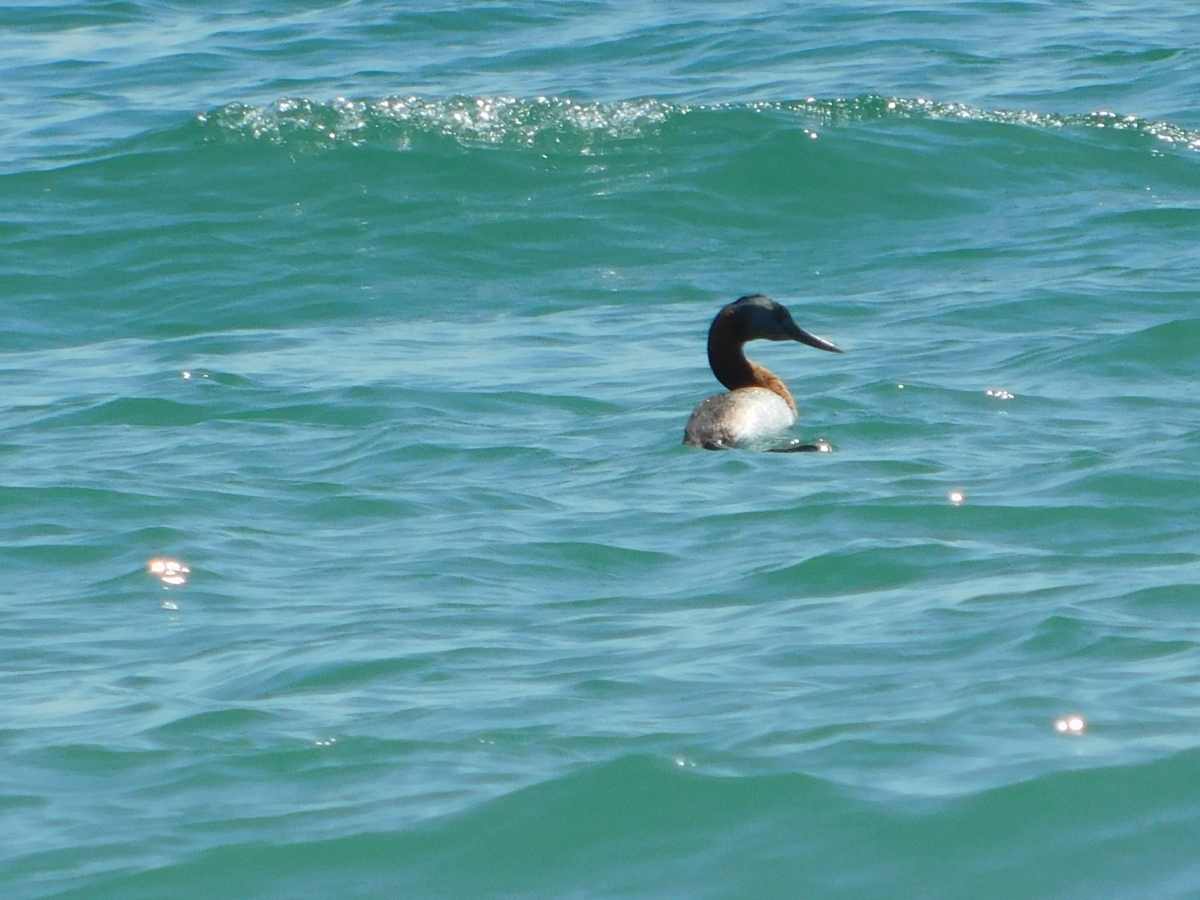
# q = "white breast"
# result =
<box><xmin>683</xmin><ymin>387</ymin><xmax>797</xmax><ymax>449</ymax></box>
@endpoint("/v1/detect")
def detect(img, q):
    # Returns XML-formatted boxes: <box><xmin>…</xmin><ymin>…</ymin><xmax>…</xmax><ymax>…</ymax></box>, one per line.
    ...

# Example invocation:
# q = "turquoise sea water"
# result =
<box><xmin>5</xmin><ymin>3</ymin><xmax>1200</xmax><ymax>897</ymax></box>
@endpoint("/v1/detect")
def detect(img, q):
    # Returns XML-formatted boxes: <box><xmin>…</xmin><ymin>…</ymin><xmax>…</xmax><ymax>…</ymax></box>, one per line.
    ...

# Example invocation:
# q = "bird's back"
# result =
<box><xmin>683</xmin><ymin>387</ymin><xmax>796</xmax><ymax>449</ymax></box>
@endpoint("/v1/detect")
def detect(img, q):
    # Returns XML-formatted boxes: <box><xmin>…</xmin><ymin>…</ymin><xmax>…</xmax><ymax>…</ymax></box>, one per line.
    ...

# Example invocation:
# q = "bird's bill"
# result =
<box><xmin>790</xmin><ymin>324</ymin><xmax>844</xmax><ymax>353</ymax></box>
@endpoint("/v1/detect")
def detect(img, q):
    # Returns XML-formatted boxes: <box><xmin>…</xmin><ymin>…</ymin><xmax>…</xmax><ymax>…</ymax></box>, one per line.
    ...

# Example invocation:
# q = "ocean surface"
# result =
<box><xmin>5</xmin><ymin>2</ymin><xmax>1200</xmax><ymax>897</ymax></box>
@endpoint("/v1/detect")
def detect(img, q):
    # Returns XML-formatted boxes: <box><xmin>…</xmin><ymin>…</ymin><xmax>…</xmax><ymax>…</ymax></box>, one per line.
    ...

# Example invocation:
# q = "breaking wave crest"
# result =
<box><xmin>194</xmin><ymin>94</ymin><xmax>1200</xmax><ymax>154</ymax></box>
<box><xmin>195</xmin><ymin>95</ymin><xmax>678</xmax><ymax>150</ymax></box>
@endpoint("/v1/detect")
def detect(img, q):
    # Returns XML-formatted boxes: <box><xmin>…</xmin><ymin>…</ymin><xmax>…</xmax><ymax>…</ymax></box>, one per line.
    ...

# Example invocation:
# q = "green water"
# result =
<box><xmin>4</xmin><ymin>3</ymin><xmax>1200</xmax><ymax>898</ymax></box>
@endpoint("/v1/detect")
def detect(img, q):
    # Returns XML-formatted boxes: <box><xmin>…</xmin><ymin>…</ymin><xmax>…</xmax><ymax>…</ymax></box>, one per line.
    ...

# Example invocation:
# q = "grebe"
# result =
<box><xmin>683</xmin><ymin>294</ymin><xmax>843</xmax><ymax>450</ymax></box>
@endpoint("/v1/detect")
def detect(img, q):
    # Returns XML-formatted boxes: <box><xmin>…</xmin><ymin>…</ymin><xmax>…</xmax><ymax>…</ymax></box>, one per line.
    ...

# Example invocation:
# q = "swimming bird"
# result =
<box><xmin>683</xmin><ymin>294</ymin><xmax>843</xmax><ymax>450</ymax></box>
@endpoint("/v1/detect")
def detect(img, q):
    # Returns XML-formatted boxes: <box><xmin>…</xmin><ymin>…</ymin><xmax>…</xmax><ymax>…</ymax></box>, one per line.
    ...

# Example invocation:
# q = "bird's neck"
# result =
<box><xmin>707</xmin><ymin>319</ymin><xmax>798</xmax><ymax>414</ymax></box>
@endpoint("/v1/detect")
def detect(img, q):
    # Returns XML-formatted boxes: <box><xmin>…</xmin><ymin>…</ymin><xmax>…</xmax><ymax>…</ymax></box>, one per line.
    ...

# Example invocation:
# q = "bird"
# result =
<box><xmin>683</xmin><ymin>294</ymin><xmax>843</xmax><ymax>450</ymax></box>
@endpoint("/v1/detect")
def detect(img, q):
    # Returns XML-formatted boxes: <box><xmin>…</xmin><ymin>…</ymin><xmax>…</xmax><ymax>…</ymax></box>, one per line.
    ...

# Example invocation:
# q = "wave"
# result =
<box><xmin>45</xmin><ymin>750</ymin><xmax>1200</xmax><ymax>899</ymax></box>
<box><xmin>192</xmin><ymin>94</ymin><xmax>1200</xmax><ymax>155</ymax></box>
<box><xmin>194</xmin><ymin>95</ymin><xmax>679</xmax><ymax>152</ymax></box>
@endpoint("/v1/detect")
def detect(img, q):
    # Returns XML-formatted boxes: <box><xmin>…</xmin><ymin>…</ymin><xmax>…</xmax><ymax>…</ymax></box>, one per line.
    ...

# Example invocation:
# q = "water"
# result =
<box><xmin>4</xmin><ymin>3</ymin><xmax>1200</xmax><ymax>898</ymax></box>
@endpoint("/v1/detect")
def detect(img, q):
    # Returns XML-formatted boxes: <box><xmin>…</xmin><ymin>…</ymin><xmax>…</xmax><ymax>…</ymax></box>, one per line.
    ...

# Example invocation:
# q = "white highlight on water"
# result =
<box><xmin>148</xmin><ymin>558</ymin><xmax>190</xmax><ymax>586</ymax></box>
<box><xmin>1055</xmin><ymin>714</ymin><xmax>1088</xmax><ymax>736</ymax></box>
